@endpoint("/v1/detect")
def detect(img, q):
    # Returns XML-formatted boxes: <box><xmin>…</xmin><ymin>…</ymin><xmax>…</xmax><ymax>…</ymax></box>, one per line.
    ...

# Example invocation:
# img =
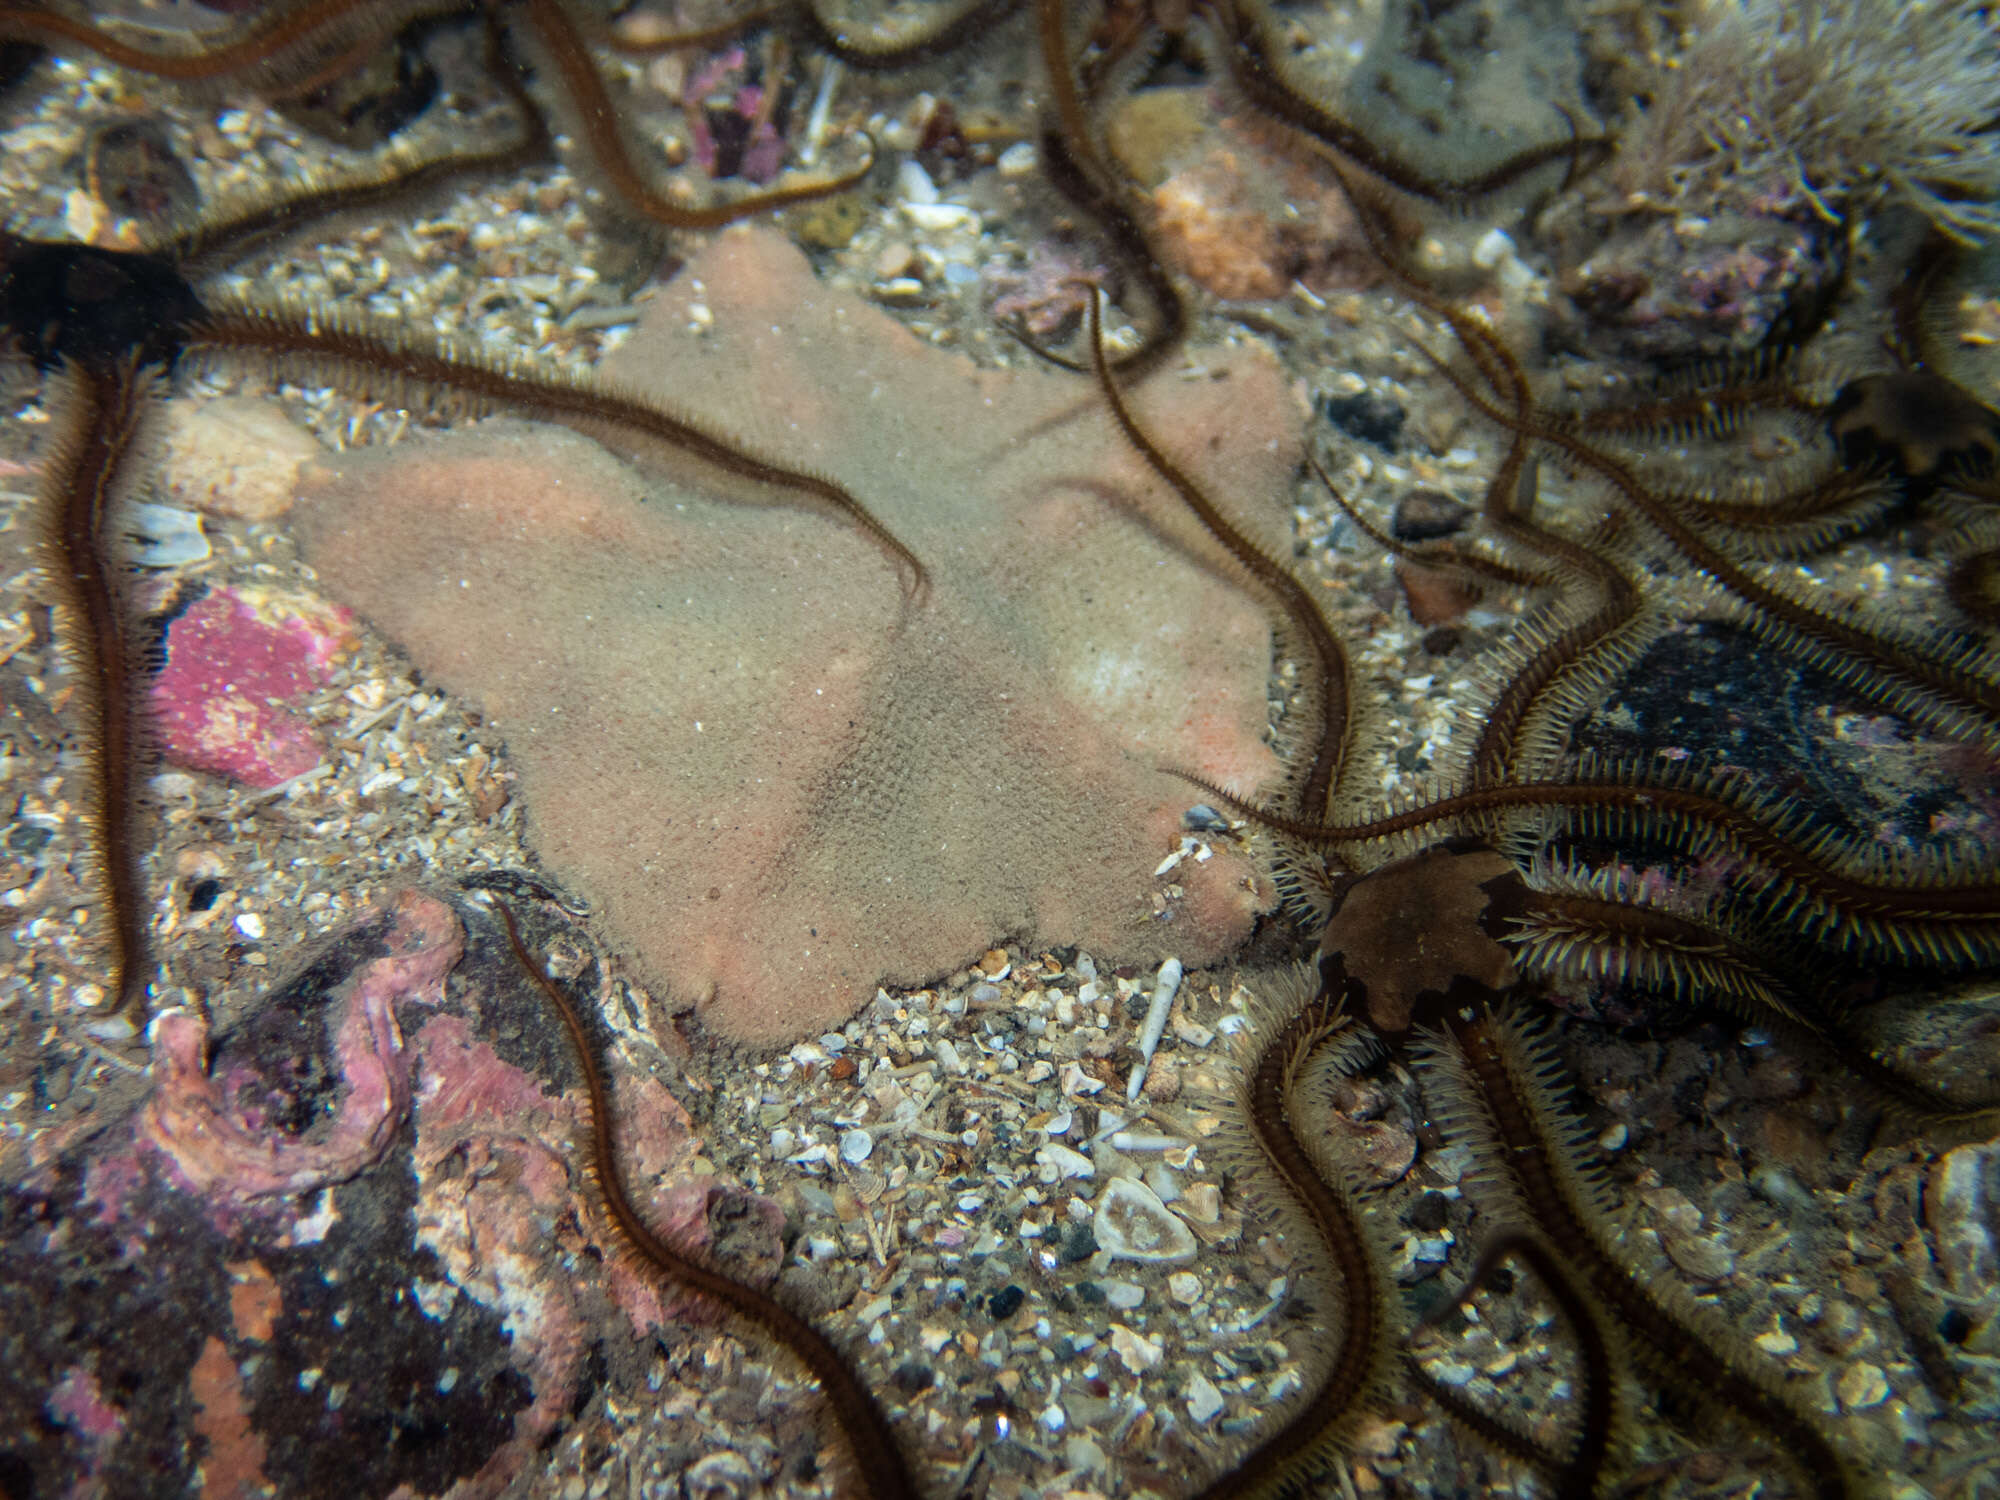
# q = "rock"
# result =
<box><xmin>1837</xmin><ymin>1361</ymin><xmax>1890</xmax><ymax>1411</ymax></box>
<box><xmin>1185</xmin><ymin>1372</ymin><xmax>1224</xmax><ymax>1424</ymax></box>
<box><xmin>1343</xmin><ymin>0</ymin><xmax>1596</xmax><ymax>188</ymax></box>
<box><xmin>1108</xmin><ymin>1322</ymin><xmax>1163</xmax><ymax>1374</ymax></box>
<box><xmin>159</xmin><ymin>396</ymin><xmax>325</xmax><ymax>521</ymax></box>
<box><xmin>1093</xmin><ymin>1176</ymin><xmax>1198</xmax><ymax>1263</ymax></box>
<box><xmin>149</xmin><ymin>585</ymin><xmax>355</xmax><ymax>788</ymax></box>
<box><xmin>1102</xmin><ymin>87</ymin><xmax>1375</xmax><ymax>302</ymax></box>
<box><xmin>143</xmin><ymin>891</ymin><xmax>461</xmax><ymax>1202</ymax></box>
<box><xmin>1037</xmin><ymin>1143</ymin><xmax>1095</xmax><ymax>1181</ymax></box>
<box><xmin>1390</xmin><ymin>488</ymin><xmax>1471</xmax><ymax>542</ymax></box>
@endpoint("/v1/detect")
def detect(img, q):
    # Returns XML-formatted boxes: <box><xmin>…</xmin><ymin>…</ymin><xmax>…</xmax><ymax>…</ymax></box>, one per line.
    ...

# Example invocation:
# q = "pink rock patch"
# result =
<box><xmin>151</xmin><ymin>584</ymin><xmax>354</xmax><ymax>787</ymax></box>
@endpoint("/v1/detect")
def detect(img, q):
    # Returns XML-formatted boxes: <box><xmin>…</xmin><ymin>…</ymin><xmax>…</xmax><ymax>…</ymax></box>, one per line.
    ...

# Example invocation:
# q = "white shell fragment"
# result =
<box><xmin>1127</xmin><ymin>956</ymin><xmax>1183</xmax><ymax>1101</ymax></box>
<box><xmin>839</xmin><ymin>1128</ymin><xmax>874</xmax><ymax>1164</ymax></box>
<box><xmin>1930</xmin><ymin>1141</ymin><xmax>2000</xmax><ymax>1295</ymax></box>
<box><xmin>126</xmin><ymin>502</ymin><xmax>209</xmax><ymax>568</ymax></box>
<box><xmin>1036</xmin><ymin>1143</ymin><xmax>1095</xmax><ymax>1181</ymax></box>
<box><xmin>1108</xmin><ymin>1323</ymin><xmax>1163</xmax><ymax>1373</ymax></box>
<box><xmin>1185</xmin><ymin>1372</ymin><xmax>1225</xmax><ymax>1424</ymax></box>
<box><xmin>1093</xmin><ymin>1176</ymin><xmax>1197</xmax><ymax>1263</ymax></box>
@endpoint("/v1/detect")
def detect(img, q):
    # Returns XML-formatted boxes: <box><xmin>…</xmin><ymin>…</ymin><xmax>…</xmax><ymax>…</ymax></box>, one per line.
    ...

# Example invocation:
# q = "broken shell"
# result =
<box><xmin>1093</xmin><ymin>1176</ymin><xmax>1197</xmax><ymax>1263</ymax></box>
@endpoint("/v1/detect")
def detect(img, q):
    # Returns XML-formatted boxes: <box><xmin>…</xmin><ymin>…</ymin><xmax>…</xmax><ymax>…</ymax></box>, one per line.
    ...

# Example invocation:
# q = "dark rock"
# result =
<box><xmin>0</xmin><ymin>239</ymin><xmax>204</xmax><ymax>369</ymax></box>
<box><xmin>1324</xmin><ymin>389</ymin><xmax>1407</xmax><ymax>452</ymax></box>
<box><xmin>987</xmin><ymin>1284</ymin><xmax>1025</xmax><ymax>1320</ymax></box>
<box><xmin>1408</xmin><ymin>1191</ymin><xmax>1452</xmax><ymax>1233</ymax></box>
<box><xmin>83</xmin><ymin>120</ymin><xmax>199</xmax><ymax>227</ymax></box>
<box><xmin>274</xmin><ymin>27</ymin><xmax>438</xmax><ymax>149</ymax></box>
<box><xmin>1391</xmin><ymin>488</ymin><xmax>1471</xmax><ymax>542</ymax></box>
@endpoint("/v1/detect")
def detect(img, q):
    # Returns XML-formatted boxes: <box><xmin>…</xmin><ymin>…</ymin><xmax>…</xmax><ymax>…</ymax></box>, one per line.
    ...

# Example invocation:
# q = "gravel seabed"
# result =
<box><xmin>2</xmin><ymin>5</ymin><xmax>1997</xmax><ymax>1498</ymax></box>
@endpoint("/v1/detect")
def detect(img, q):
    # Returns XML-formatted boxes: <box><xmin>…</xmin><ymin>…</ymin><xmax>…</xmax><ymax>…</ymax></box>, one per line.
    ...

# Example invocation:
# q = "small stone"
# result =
<box><xmin>902</xmin><ymin>201</ymin><xmax>978</xmax><ymax>232</ymax></box>
<box><xmin>839</xmin><ymin>1128</ymin><xmax>874</xmax><ymax>1164</ymax></box>
<box><xmin>1185</xmin><ymin>1372</ymin><xmax>1224</xmax><ymax>1424</ymax></box>
<box><xmin>1388</xmin><ymin>487</ymin><xmax>1469</xmax><ymax>542</ymax></box>
<box><xmin>979</xmin><ymin>948</ymin><xmax>1011</xmax><ymax>978</ymax></box>
<box><xmin>1664</xmin><ymin>1232</ymin><xmax>1735</xmax><ymax>1282</ymax></box>
<box><xmin>896</xmin><ymin>159</ymin><xmax>938</xmax><ymax>204</ymax></box>
<box><xmin>1037</xmin><ymin>1144</ymin><xmax>1095</xmax><ymax>1181</ymax></box>
<box><xmin>162</xmin><ymin>397</ymin><xmax>325</xmax><ymax>520</ymax></box>
<box><xmin>1326</xmin><ymin>389</ymin><xmax>1408</xmax><ymax>452</ymax></box>
<box><xmin>874</xmin><ymin>241</ymin><xmax>917</xmax><ymax>281</ymax></box>
<box><xmin>1167</xmin><ymin>1271</ymin><xmax>1201</xmax><ymax>1305</ymax></box>
<box><xmin>1061</xmin><ymin>1436</ymin><xmax>1107</xmax><ymax>1479</ymax></box>
<box><xmin>1108</xmin><ymin>1323</ymin><xmax>1163</xmax><ymax>1373</ymax></box>
<box><xmin>1837</xmin><ymin>1361</ymin><xmax>1890</xmax><ymax>1411</ymax></box>
<box><xmin>1099</xmin><ymin>1279</ymin><xmax>1145</xmax><ymax>1310</ymax></box>
<box><xmin>1755</xmin><ymin>1325</ymin><xmax>1798</xmax><ymax>1357</ymax></box>
<box><xmin>1395</xmin><ymin>561</ymin><xmax>1481</xmax><ymax>629</ymax></box>
<box><xmin>996</xmin><ymin>141</ymin><xmax>1038</xmax><ymax>178</ymax></box>
<box><xmin>988</xmin><ymin>1284</ymin><xmax>1025</xmax><ymax>1320</ymax></box>
<box><xmin>1093</xmin><ymin>1177</ymin><xmax>1198</xmax><ymax>1263</ymax></box>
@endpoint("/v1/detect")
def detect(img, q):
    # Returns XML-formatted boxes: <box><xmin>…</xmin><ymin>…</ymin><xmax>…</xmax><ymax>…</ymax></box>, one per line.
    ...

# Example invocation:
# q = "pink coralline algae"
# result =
<box><xmin>13</xmin><ymin>892</ymin><xmax>794</xmax><ymax>1500</ymax></box>
<box><xmin>150</xmin><ymin>583</ymin><xmax>355</xmax><ymax>788</ymax></box>
<box><xmin>46</xmin><ymin>1367</ymin><xmax>124</xmax><ymax>1491</ymax></box>
<box><xmin>142</xmin><ymin>889</ymin><xmax>462</xmax><ymax>1202</ymax></box>
<box><xmin>685</xmin><ymin>46</ymin><xmax>785</xmax><ymax>183</ymax></box>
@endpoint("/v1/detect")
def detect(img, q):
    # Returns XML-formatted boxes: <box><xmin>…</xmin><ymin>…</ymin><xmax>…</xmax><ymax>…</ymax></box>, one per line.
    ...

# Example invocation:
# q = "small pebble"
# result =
<box><xmin>1755</xmin><ymin>1325</ymin><xmax>1799</xmax><ymax>1357</ymax></box>
<box><xmin>1185</xmin><ymin>1372</ymin><xmax>1225</xmax><ymax>1424</ymax></box>
<box><xmin>1837</xmin><ymin>1361</ymin><xmax>1890</xmax><ymax>1410</ymax></box>
<box><xmin>1037</xmin><ymin>1143</ymin><xmax>1095</xmax><ymax>1181</ymax></box>
<box><xmin>874</xmin><ymin>241</ymin><xmax>917</xmax><ymax>281</ymax></box>
<box><xmin>839</xmin><ymin>1128</ymin><xmax>873</xmax><ymax>1164</ymax></box>
<box><xmin>1109</xmin><ymin>1323</ymin><xmax>1163</xmax><ymax>1373</ymax></box>
<box><xmin>1100</xmin><ymin>1279</ymin><xmax>1145</xmax><ymax>1310</ymax></box>
<box><xmin>1167</xmin><ymin>1271</ymin><xmax>1201</xmax><ymax>1305</ymax></box>
<box><xmin>896</xmin><ymin>159</ymin><xmax>939</xmax><ymax>204</ymax></box>
<box><xmin>997</xmin><ymin>140</ymin><xmax>1037</xmax><ymax>178</ymax></box>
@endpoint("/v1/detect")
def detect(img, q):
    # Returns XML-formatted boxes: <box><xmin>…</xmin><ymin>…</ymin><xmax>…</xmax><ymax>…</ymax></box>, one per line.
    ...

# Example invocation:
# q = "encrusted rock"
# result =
<box><xmin>150</xmin><ymin>585</ymin><xmax>355</xmax><ymax>788</ymax></box>
<box><xmin>159</xmin><ymin>396</ymin><xmax>325</xmax><ymax>521</ymax></box>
